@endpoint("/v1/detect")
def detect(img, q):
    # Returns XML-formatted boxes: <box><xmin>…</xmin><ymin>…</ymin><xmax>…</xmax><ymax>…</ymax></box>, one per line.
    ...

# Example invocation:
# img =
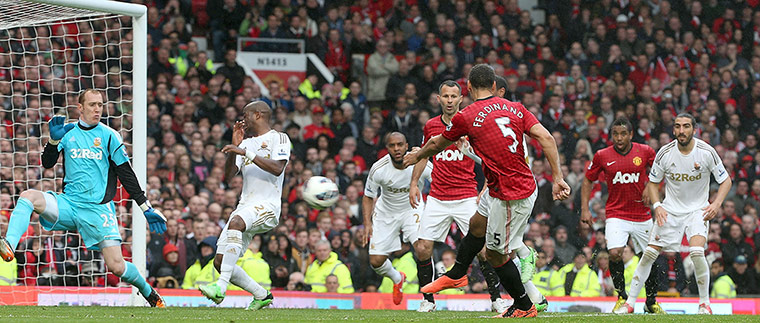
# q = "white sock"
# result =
<box><xmin>626</xmin><ymin>246</ymin><xmax>659</xmax><ymax>307</ymax></box>
<box><xmin>690</xmin><ymin>246</ymin><xmax>710</xmax><ymax>305</ymax></box>
<box><xmin>230</xmin><ymin>265</ymin><xmax>268</xmax><ymax>299</ymax></box>
<box><xmin>373</xmin><ymin>259</ymin><xmax>402</xmax><ymax>284</ymax></box>
<box><xmin>217</xmin><ymin>230</ymin><xmax>243</xmax><ymax>292</ymax></box>
<box><xmin>523</xmin><ymin>281</ymin><xmax>543</xmax><ymax>303</ymax></box>
<box><xmin>515</xmin><ymin>244</ymin><xmax>530</xmax><ymax>259</ymax></box>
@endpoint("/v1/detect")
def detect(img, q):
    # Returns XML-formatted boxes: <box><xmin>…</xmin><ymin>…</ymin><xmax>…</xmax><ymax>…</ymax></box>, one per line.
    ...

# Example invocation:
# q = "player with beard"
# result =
<box><xmin>580</xmin><ymin>117</ymin><xmax>664</xmax><ymax>313</ymax></box>
<box><xmin>362</xmin><ymin>132</ymin><xmax>433</xmax><ymax>306</ymax></box>
<box><xmin>615</xmin><ymin>113</ymin><xmax>732</xmax><ymax>314</ymax></box>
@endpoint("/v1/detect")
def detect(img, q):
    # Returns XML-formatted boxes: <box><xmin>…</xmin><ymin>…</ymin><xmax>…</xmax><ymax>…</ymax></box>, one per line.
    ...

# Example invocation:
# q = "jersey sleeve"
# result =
<box><xmin>421</xmin><ymin>161</ymin><xmax>434</xmax><ymax>183</ymax></box>
<box><xmin>521</xmin><ymin>104</ymin><xmax>540</xmax><ymax>134</ymax></box>
<box><xmin>585</xmin><ymin>151</ymin><xmax>603</xmax><ymax>181</ymax></box>
<box><xmin>364</xmin><ymin>163</ymin><xmax>381</xmax><ymax>198</ymax></box>
<box><xmin>442</xmin><ymin>112</ymin><xmax>467</xmax><ymax>142</ymax></box>
<box><xmin>645</xmin><ymin>145</ymin><xmax>656</xmax><ymax>167</ymax></box>
<box><xmin>272</xmin><ymin>132</ymin><xmax>291</xmax><ymax>161</ymax></box>
<box><xmin>108</xmin><ymin>130</ymin><xmax>130</xmax><ymax>166</ymax></box>
<box><xmin>649</xmin><ymin>149</ymin><xmax>667</xmax><ymax>183</ymax></box>
<box><xmin>706</xmin><ymin>145</ymin><xmax>729</xmax><ymax>184</ymax></box>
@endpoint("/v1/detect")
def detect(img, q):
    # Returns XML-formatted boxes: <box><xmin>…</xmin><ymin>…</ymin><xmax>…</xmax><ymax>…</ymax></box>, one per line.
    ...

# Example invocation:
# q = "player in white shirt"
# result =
<box><xmin>199</xmin><ymin>101</ymin><xmax>290</xmax><ymax>310</ymax></box>
<box><xmin>615</xmin><ymin>113</ymin><xmax>732</xmax><ymax>315</ymax></box>
<box><xmin>362</xmin><ymin>132</ymin><xmax>433</xmax><ymax>306</ymax></box>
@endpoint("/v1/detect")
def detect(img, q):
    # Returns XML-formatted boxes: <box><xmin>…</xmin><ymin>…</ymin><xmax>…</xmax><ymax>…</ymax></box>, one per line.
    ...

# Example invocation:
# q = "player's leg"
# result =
<box><xmin>629</xmin><ymin>220</ymin><xmax>664</xmax><ymax>313</ymax></box>
<box><xmin>685</xmin><ymin>211</ymin><xmax>711</xmax><ymax>314</ymax></box>
<box><xmin>369</xmin><ymin>214</ymin><xmax>404</xmax><ymax>304</ymax></box>
<box><xmin>415</xmin><ymin>198</ymin><xmax>445</xmax><ymax>307</ymax></box>
<box><xmin>1</xmin><ymin>190</ymin><xmax>47</xmax><ymax>260</ymax></box>
<box><xmin>618</xmin><ymin>215</ymin><xmax>681</xmax><ymax>313</ymax></box>
<box><xmin>605</xmin><ymin>218</ymin><xmax>631</xmax><ymax>306</ymax></box>
<box><xmin>487</xmin><ymin>198</ymin><xmax>534</xmax><ymax>317</ymax></box>
<box><xmin>413</xmin><ymin>239</ymin><xmax>436</xmax><ymax>304</ymax></box>
<box><xmin>101</xmin><ymin>243</ymin><xmax>164</xmax><ymax>307</ymax></box>
<box><xmin>445</xmin><ymin>192</ymin><xmax>492</xmax><ymax>280</ymax></box>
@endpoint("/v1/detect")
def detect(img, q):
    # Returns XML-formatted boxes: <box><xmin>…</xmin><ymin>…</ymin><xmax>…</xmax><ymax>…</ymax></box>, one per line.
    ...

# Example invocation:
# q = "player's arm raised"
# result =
<box><xmin>223</xmin><ymin>121</ymin><xmax>246</xmax><ymax>179</ymax></box>
<box><xmin>41</xmin><ymin>116</ymin><xmax>75</xmax><ymax>168</ymax></box>
<box><xmin>403</xmin><ymin>134</ymin><xmax>453</xmax><ymax>167</ymax></box>
<box><xmin>528</xmin><ymin>123</ymin><xmax>571</xmax><ymax>200</ymax></box>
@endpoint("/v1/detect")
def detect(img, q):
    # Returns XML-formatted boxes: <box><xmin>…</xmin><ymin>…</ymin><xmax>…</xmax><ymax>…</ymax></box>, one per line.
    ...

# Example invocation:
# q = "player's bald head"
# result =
<box><xmin>385</xmin><ymin>131</ymin><xmax>407</xmax><ymax>145</ymax></box>
<box><xmin>244</xmin><ymin>101</ymin><xmax>271</xmax><ymax>117</ymax></box>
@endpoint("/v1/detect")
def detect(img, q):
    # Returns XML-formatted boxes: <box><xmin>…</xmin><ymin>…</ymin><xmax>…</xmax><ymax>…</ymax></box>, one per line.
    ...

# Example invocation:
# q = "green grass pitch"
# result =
<box><xmin>0</xmin><ymin>307</ymin><xmax>757</xmax><ymax>322</ymax></box>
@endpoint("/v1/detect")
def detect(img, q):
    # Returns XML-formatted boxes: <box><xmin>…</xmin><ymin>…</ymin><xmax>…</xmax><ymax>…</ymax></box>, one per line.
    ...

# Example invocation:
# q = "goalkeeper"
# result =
<box><xmin>0</xmin><ymin>89</ymin><xmax>167</xmax><ymax>307</ymax></box>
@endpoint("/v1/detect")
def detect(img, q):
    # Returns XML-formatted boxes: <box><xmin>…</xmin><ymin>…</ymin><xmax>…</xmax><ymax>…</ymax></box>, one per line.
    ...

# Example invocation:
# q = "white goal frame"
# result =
<box><xmin>27</xmin><ymin>0</ymin><xmax>148</xmax><ymax>306</ymax></box>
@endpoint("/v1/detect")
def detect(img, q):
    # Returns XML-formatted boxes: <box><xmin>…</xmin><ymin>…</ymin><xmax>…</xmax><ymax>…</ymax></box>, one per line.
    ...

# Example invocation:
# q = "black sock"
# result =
<box><xmin>609</xmin><ymin>259</ymin><xmax>627</xmax><ymax>300</ymax></box>
<box><xmin>645</xmin><ymin>259</ymin><xmax>658</xmax><ymax>306</ymax></box>
<box><xmin>415</xmin><ymin>255</ymin><xmax>435</xmax><ymax>303</ymax></box>
<box><xmin>493</xmin><ymin>260</ymin><xmax>531</xmax><ymax>310</ymax></box>
<box><xmin>479</xmin><ymin>260</ymin><xmax>501</xmax><ymax>301</ymax></box>
<box><xmin>446</xmin><ymin>232</ymin><xmax>485</xmax><ymax>279</ymax></box>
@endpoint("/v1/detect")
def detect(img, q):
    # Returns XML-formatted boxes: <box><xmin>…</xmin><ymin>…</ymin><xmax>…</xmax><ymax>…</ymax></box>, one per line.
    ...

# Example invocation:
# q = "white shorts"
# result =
<box><xmin>369</xmin><ymin>204</ymin><xmax>423</xmax><ymax>256</ymax></box>
<box><xmin>605</xmin><ymin>218</ymin><xmax>652</xmax><ymax>254</ymax></box>
<box><xmin>218</xmin><ymin>201</ymin><xmax>279</xmax><ymax>257</ymax></box>
<box><xmin>648</xmin><ymin>209</ymin><xmax>708</xmax><ymax>252</ymax></box>
<box><xmin>478</xmin><ymin>188</ymin><xmax>537</xmax><ymax>255</ymax></box>
<box><xmin>419</xmin><ymin>196</ymin><xmax>477</xmax><ymax>242</ymax></box>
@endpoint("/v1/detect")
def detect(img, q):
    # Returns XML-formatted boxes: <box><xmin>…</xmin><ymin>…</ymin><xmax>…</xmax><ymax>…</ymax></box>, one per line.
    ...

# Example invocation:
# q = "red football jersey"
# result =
<box><xmin>423</xmin><ymin>115</ymin><xmax>478</xmax><ymax>200</ymax></box>
<box><xmin>443</xmin><ymin>96</ymin><xmax>538</xmax><ymax>201</ymax></box>
<box><xmin>585</xmin><ymin>142</ymin><xmax>656</xmax><ymax>222</ymax></box>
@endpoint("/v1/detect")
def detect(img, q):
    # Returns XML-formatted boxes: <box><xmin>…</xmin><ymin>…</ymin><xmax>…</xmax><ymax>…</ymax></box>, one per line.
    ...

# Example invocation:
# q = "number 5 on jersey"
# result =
<box><xmin>495</xmin><ymin>117</ymin><xmax>519</xmax><ymax>153</ymax></box>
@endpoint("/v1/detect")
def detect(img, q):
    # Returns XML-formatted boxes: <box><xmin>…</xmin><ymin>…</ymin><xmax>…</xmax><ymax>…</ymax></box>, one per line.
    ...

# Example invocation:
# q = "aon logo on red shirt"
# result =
<box><xmin>612</xmin><ymin>172</ymin><xmax>639</xmax><ymax>184</ymax></box>
<box><xmin>436</xmin><ymin>149</ymin><xmax>464</xmax><ymax>161</ymax></box>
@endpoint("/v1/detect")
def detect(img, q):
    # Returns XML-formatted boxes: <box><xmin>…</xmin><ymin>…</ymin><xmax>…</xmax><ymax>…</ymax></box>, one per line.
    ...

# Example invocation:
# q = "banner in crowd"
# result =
<box><xmin>0</xmin><ymin>286</ymin><xmax>758</xmax><ymax>314</ymax></box>
<box><xmin>237</xmin><ymin>52</ymin><xmax>306</xmax><ymax>88</ymax></box>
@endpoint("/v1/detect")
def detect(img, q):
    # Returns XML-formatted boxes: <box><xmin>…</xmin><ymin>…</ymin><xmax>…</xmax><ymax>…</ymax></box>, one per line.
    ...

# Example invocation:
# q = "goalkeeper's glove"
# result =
<box><xmin>48</xmin><ymin>116</ymin><xmax>75</xmax><ymax>144</ymax></box>
<box><xmin>140</xmin><ymin>202</ymin><xmax>167</xmax><ymax>234</ymax></box>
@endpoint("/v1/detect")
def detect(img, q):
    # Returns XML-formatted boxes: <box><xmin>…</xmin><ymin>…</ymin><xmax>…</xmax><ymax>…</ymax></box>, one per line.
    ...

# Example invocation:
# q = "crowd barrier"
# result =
<box><xmin>0</xmin><ymin>286</ymin><xmax>757</xmax><ymax>314</ymax></box>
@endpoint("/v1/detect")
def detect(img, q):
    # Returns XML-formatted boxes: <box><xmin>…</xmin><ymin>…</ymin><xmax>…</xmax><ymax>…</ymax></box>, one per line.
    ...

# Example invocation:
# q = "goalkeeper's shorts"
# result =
<box><xmin>39</xmin><ymin>191</ymin><xmax>121</xmax><ymax>250</ymax></box>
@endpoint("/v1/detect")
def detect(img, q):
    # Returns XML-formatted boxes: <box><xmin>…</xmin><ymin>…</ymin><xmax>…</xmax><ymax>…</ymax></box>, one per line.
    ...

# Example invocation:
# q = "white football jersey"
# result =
<box><xmin>649</xmin><ymin>138</ymin><xmax>728</xmax><ymax>215</ymax></box>
<box><xmin>235</xmin><ymin>130</ymin><xmax>291</xmax><ymax>213</ymax></box>
<box><xmin>364</xmin><ymin>154</ymin><xmax>433</xmax><ymax>216</ymax></box>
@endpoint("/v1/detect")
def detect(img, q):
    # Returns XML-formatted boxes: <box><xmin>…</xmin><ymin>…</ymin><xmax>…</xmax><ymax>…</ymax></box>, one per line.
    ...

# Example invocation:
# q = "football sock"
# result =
<box><xmin>514</xmin><ymin>244</ymin><xmax>530</xmax><ymax>259</ymax></box>
<box><xmin>217</xmin><ymin>230</ymin><xmax>244</xmax><ymax>293</ymax></box>
<box><xmin>609</xmin><ymin>258</ymin><xmax>628</xmax><ymax>300</ymax></box>
<box><xmin>479</xmin><ymin>260</ymin><xmax>501</xmax><ymax>301</ymax></box>
<box><xmin>446</xmin><ymin>232</ymin><xmax>485</xmax><ymax>279</ymax></box>
<box><xmin>120</xmin><ymin>260</ymin><xmax>153</xmax><ymax>297</ymax></box>
<box><xmin>230</xmin><ymin>265</ymin><xmax>268</xmax><ymax>299</ymax></box>
<box><xmin>625</xmin><ymin>247</ymin><xmax>658</xmax><ymax>308</ymax></box>
<box><xmin>415</xmin><ymin>255</ymin><xmax>435</xmax><ymax>302</ymax></box>
<box><xmin>6</xmin><ymin>197</ymin><xmax>34</xmax><ymax>250</ymax></box>
<box><xmin>644</xmin><ymin>257</ymin><xmax>659</xmax><ymax>306</ymax></box>
<box><xmin>690</xmin><ymin>246</ymin><xmax>710</xmax><ymax>305</ymax></box>
<box><xmin>493</xmin><ymin>259</ymin><xmax>532</xmax><ymax>310</ymax></box>
<box><xmin>373</xmin><ymin>259</ymin><xmax>402</xmax><ymax>284</ymax></box>
<box><xmin>523</xmin><ymin>281</ymin><xmax>543</xmax><ymax>304</ymax></box>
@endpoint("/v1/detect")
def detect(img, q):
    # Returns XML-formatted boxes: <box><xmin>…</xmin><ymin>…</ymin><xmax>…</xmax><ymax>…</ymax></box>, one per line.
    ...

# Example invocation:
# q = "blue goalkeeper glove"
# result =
<box><xmin>48</xmin><ymin>116</ymin><xmax>75</xmax><ymax>142</ymax></box>
<box><xmin>140</xmin><ymin>202</ymin><xmax>167</xmax><ymax>234</ymax></box>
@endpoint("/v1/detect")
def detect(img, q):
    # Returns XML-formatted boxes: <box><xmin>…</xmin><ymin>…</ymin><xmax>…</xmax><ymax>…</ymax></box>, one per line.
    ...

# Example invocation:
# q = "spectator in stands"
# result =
<box><xmin>553</xmin><ymin>225</ymin><xmax>577</xmax><ymax>267</ymax></box>
<box><xmin>728</xmin><ymin>255</ymin><xmax>758</xmax><ymax>296</ymax></box>
<box><xmin>208</xmin><ymin>0</ymin><xmax>246</xmax><ymax>62</ymax></box>
<box><xmin>711</xmin><ymin>260</ymin><xmax>735</xmax><ymax>299</ymax></box>
<box><xmin>182</xmin><ymin>236</ymin><xmax>217</xmax><ymax>289</ymax></box>
<box><xmin>557</xmin><ymin>251</ymin><xmax>600</xmax><ymax>297</ymax></box>
<box><xmin>304</xmin><ymin>240</ymin><xmax>353</xmax><ymax>293</ymax></box>
<box><xmin>723</xmin><ymin>223</ymin><xmax>755</xmax><ymax>267</ymax></box>
<box><xmin>366</xmin><ymin>39</ymin><xmax>399</xmax><ymax>107</ymax></box>
<box><xmin>216</xmin><ymin>49</ymin><xmax>246</xmax><ymax>93</ymax></box>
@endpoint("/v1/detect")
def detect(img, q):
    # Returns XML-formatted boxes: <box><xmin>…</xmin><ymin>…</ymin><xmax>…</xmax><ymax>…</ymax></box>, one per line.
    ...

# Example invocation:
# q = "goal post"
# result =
<box><xmin>0</xmin><ymin>0</ymin><xmax>147</xmax><ymax>306</ymax></box>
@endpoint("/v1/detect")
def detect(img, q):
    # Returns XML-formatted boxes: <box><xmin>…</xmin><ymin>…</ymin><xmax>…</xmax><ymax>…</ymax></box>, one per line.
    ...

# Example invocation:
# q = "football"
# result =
<box><xmin>302</xmin><ymin>176</ymin><xmax>339</xmax><ymax>210</ymax></box>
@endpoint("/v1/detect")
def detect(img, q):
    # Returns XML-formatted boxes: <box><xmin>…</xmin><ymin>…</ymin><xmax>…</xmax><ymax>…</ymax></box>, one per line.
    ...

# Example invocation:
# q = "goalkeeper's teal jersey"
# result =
<box><xmin>57</xmin><ymin>122</ymin><xmax>131</xmax><ymax>204</ymax></box>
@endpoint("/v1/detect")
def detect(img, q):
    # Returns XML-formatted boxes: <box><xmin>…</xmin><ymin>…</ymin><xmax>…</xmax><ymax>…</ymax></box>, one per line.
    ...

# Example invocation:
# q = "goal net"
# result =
<box><xmin>0</xmin><ymin>0</ymin><xmax>147</xmax><ymax>306</ymax></box>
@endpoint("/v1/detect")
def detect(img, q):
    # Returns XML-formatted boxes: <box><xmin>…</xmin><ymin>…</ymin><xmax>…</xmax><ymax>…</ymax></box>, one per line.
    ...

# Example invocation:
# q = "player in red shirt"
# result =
<box><xmin>580</xmin><ymin>117</ymin><xmax>664</xmax><ymax>314</ymax></box>
<box><xmin>408</xmin><ymin>80</ymin><xmax>505</xmax><ymax>313</ymax></box>
<box><xmin>404</xmin><ymin>64</ymin><xmax>570</xmax><ymax>318</ymax></box>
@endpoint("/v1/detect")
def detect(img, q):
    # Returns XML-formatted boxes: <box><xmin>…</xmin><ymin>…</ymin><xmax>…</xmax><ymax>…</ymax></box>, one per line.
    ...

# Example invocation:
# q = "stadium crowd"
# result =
<box><xmin>2</xmin><ymin>0</ymin><xmax>760</xmax><ymax>300</ymax></box>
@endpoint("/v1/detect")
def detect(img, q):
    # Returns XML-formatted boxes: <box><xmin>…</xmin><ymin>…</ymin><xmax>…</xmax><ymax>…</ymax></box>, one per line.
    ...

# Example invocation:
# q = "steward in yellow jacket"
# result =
<box><xmin>304</xmin><ymin>247</ymin><xmax>354</xmax><ymax>293</ymax></box>
<box><xmin>378</xmin><ymin>251</ymin><xmax>419</xmax><ymax>294</ymax></box>
<box><xmin>556</xmin><ymin>253</ymin><xmax>601</xmax><ymax>297</ymax></box>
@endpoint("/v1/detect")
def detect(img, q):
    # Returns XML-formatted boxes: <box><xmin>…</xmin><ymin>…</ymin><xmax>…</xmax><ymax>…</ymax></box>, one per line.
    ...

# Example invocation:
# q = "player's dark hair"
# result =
<box><xmin>495</xmin><ymin>75</ymin><xmax>507</xmax><ymax>92</ymax></box>
<box><xmin>467</xmin><ymin>64</ymin><xmax>496</xmax><ymax>90</ymax></box>
<box><xmin>675</xmin><ymin>112</ymin><xmax>697</xmax><ymax>128</ymax></box>
<box><xmin>611</xmin><ymin>117</ymin><xmax>633</xmax><ymax>132</ymax></box>
<box><xmin>438</xmin><ymin>80</ymin><xmax>461</xmax><ymax>94</ymax></box>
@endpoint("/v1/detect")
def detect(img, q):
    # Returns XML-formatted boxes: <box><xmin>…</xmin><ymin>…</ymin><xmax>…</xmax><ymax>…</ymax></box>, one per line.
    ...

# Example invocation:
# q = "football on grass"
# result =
<box><xmin>302</xmin><ymin>176</ymin><xmax>339</xmax><ymax>210</ymax></box>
